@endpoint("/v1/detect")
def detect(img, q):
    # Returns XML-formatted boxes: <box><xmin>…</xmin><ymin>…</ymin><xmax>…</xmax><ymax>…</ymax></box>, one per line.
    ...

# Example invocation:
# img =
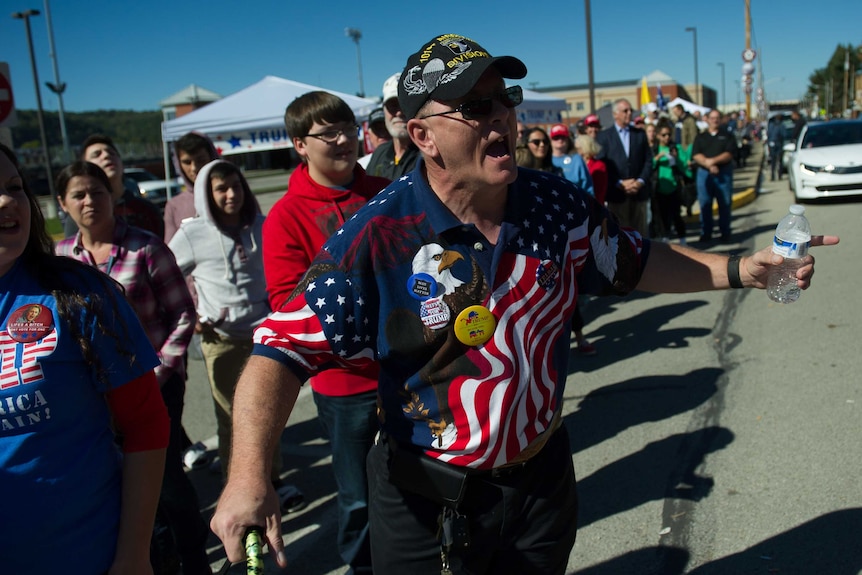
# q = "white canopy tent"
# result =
<box><xmin>514</xmin><ymin>87</ymin><xmax>568</xmax><ymax>124</ymax></box>
<box><xmin>161</xmin><ymin>75</ymin><xmax>378</xmax><ymax>155</ymax></box>
<box><xmin>158</xmin><ymin>75</ymin><xmax>377</xmax><ymax>200</ymax></box>
<box><xmin>667</xmin><ymin>96</ymin><xmax>712</xmax><ymax>117</ymax></box>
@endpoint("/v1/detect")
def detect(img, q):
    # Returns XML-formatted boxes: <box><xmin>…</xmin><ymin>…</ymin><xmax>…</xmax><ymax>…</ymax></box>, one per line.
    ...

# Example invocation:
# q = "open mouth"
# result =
<box><xmin>486</xmin><ymin>136</ymin><xmax>511</xmax><ymax>158</ymax></box>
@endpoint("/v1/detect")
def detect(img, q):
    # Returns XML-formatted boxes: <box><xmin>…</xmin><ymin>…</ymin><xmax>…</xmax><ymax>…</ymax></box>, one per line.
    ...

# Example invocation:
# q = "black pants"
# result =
<box><xmin>367</xmin><ymin>428</ymin><xmax>578</xmax><ymax>574</ymax></box>
<box><xmin>158</xmin><ymin>373</ymin><xmax>211</xmax><ymax>575</ymax></box>
<box><xmin>769</xmin><ymin>144</ymin><xmax>782</xmax><ymax>179</ymax></box>
<box><xmin>656</xmin><ymin>190</ymin><xmax>687</xmax><ymax>239</ymax></box>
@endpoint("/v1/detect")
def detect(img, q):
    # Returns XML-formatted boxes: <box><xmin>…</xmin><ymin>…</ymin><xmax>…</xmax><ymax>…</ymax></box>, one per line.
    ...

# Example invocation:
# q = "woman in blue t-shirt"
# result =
<box><xmin>0</xmin><ymin>143</ymin><xmax>169</xmax><ymax>575</ymax></box>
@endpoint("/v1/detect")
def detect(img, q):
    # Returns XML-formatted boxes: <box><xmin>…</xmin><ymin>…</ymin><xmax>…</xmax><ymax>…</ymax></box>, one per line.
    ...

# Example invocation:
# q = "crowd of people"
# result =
<box><xmin>516</xmin><ymin>97</ymin><xmax>779</xmax><ymax>249</ymax></box>
<box><xmin>0</xmin><ymin>31</ymin><xmax>837</xmax><ymax>575</ymax></box>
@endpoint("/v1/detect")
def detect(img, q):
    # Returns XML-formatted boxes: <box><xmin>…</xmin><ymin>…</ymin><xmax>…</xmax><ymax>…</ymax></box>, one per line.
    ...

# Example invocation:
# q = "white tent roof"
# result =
<box><xmin>161</xmin><ymin>75</ymin><xmax>378</xmax><ymax>154</ymax></box>
<box><xmin>513</xmin><ymin>86</ymin><xmax>568</xmax><ymax>124</ymax></box>
<box><xmin>667</xmin><ymin>96</ymin><xmax>712</xmax><ymax>116</ymax></box>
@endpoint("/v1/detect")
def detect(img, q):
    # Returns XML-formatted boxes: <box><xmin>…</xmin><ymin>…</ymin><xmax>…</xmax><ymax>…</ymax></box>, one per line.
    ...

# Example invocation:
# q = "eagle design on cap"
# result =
<box><xmin>443</xmin><ymin>38</ymin><xmax>469</xmax><ymax>54</ymax></box>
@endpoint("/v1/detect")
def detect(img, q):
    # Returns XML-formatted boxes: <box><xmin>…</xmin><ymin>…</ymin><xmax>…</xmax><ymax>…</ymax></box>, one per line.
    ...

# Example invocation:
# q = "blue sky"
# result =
<box><xmin>3</xmin><ymin>0</ymin><xmax>860</xmax><ymax>114</ymax></box>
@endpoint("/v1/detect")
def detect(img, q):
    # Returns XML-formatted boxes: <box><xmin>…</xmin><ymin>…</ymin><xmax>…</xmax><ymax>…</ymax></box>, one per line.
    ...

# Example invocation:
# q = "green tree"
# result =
<box><xmin>806</xmin><ymin>43</ymin><xmax>860</xmax><ymax>117</ymax></box>
<box><xmin>9</xmin><ymin>109</ymin><xmax>163</xmax><ymax>159</ymax></box>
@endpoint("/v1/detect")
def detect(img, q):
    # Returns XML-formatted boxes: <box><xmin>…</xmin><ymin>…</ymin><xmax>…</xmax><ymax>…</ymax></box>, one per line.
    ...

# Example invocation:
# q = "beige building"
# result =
<box><xmin>534</xmin><ymin>69</ymin><xmax>717</xmax><ymax>123</ymax></box>
<box><xmin>159</xmin><ymin>84</ymin><xmax>222</xmax><ymax>121</ymax></box>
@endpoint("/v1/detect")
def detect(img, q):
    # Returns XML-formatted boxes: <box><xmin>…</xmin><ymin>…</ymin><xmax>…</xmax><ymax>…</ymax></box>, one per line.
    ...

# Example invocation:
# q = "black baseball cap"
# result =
<box><xmin>368</xmin><ymin>107</ymin><xmax>385</xmax><ymax>125</ymax></box>
<box><xmin>397</xmin><ymin>33</ymin><xmax>527</xmax><ymax>120</ymax></box>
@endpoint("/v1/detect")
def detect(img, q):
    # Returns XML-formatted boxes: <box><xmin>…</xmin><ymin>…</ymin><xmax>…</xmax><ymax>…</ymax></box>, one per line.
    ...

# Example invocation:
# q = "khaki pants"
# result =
<box><xmin>200</xmin><ymin>329</ymin><xmax>282</xmax><ymax>482</ymax></box>
<box><xmin>608</xmin><ymin>198</ymin><xmax>649</xmax><ymax>238</ymax></box>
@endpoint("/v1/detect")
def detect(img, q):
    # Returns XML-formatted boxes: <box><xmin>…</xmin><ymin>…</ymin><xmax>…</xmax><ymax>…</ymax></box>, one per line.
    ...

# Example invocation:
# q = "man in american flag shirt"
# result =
<box><xmin>211</xmin><ymin>34</ymin><xmax>834</xmax><ymax>574</ymax></box>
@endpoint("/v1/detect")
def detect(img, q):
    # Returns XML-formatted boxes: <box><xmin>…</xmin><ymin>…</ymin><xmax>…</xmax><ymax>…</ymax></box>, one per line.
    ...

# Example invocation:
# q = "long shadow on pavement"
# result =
<box><xmin>568</xmin><ymin>508</ymin><xmax>862</xmax><ymax>574</ymax></box>
<box><xmin>570</xmin><ymin>299</ymin><xmax>713</xmax><ymax>375</ymax></box>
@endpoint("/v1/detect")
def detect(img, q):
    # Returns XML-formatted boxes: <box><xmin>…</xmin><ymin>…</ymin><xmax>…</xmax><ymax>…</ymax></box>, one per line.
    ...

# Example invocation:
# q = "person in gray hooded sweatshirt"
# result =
<box><xmin>168</xmin><ymin>159</ymin><xmax>304</xmax><ymax>512</ymax></box>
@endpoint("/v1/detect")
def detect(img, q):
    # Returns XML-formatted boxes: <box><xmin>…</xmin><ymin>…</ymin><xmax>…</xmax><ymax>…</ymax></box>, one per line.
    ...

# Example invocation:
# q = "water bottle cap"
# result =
<box><xmin>789</xmin><ymin>204</ymin><xmax>805</xmax><ymax>215</ymax></box>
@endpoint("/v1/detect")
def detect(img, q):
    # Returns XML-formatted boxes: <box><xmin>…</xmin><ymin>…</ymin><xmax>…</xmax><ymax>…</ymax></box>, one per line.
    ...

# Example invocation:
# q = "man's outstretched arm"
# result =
<box><xmin>210</xmin><ymin>355</ymin><xmax>302</xmax><ymax>570</ymax></box>
<box><xmin>637</xmin><ymin>235</ymin><xmax>840</xmax><ymax>294</ymax></box>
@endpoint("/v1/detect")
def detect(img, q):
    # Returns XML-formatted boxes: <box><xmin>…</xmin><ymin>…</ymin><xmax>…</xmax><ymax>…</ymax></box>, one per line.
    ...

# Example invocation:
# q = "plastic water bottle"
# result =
<box><xmin>767</xmin><ymin>204</ymin><xmax>811</xmax><ymax>304</ymax></box>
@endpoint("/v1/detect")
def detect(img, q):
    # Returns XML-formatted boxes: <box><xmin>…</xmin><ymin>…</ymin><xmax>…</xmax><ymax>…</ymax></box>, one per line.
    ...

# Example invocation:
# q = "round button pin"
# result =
<box><xmin>7</xmin><ymin>303</ymin><xmax>54</xmax><ymax>343</ymax></box>
<box><xmin>407</xmin><ymin>273</ymin><xmax>438</xmax><ymax>301</ymax></box>
<box><xmin>454</xmin><ymin>305</ymin><xmax>496</xmax><ymax>346</ymax></box>
<box><xmin>420</xmin><ymin>297</ymin><xmax>451</xmax><ymax>330</ymax></box>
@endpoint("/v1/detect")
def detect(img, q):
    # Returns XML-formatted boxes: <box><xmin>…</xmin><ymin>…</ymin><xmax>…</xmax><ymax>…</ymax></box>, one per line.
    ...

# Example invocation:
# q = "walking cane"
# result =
<box><xmin>215</xmin><ymin>527</ymin><xmax>265</xmax><ymax>575</ymax></box>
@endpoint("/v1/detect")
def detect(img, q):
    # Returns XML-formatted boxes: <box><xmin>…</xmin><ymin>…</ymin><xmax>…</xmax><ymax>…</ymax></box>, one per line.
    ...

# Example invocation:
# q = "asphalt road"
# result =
<box><xmin>182</xmin><ymin>145</ymin><xmax>862</xmax><ymax>574</ymax></box>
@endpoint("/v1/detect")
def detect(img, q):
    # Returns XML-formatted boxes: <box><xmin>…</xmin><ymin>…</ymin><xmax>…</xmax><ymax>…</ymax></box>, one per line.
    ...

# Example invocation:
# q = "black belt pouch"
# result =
<box><xmin>387</xmin><ymin>442</ymin><xmax>469</xmax><ymax>509</ymax></box>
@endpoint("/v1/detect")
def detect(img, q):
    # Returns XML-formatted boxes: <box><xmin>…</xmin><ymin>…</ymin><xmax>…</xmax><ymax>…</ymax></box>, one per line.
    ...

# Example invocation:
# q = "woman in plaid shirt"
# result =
<box><xmin>55</xmin><ymin>160</ymin><xmax>212</xmax><ymax>575</ymax></box>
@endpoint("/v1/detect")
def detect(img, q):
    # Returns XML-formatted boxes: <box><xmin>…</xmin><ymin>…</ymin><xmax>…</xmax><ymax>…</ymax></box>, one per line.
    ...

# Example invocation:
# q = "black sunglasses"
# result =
<box><xmin>420</xmin><ymin>85</ymin><xmax>524</xmax><ymax>120</ymax></box>
<box><xmin>303</xmin><ymin>124</ymin><xmax>361</xmax><ymax>143</ymax></box>
<box><xmin>528</xmin><ymin>139</ymin><xmax>548</xmax><ymax>146</ymax></box>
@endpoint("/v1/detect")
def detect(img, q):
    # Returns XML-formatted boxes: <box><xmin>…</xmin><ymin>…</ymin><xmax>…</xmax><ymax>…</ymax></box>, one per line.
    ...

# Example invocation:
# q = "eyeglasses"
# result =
<box><xmin>659</xmin><ymin>132</ymin><xmax>672</xmax><ymax>137</ymax></box>
<box><xmin>419</xmin><ymin>85</ymin><xmax>524</xmax><ymax>120</ymax></box>
<box><xmin>303</xmin><ymin>124</ymin><xmax>361</xmax><ymax>143</ymax></box>
<box><xmin>528</xmin><ymin>139</ymin><xmax>549</xmax><ymax>146</ymax></box>
<box><xmin>618</xmin><ymin>108</ymin><xmax>632</xmax><ymax>114</ymax></box>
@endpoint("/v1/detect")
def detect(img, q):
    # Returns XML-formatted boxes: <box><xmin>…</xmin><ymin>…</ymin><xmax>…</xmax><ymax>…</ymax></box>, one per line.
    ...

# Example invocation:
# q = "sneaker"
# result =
<box><xmin>182</xmin><ymin>441</ymin><xmax>211</xmax><ymax>470</ymax></box>
<box><xmin>273</xmin><ymin>481</ymin><xmax>307</xmax><ymax>514</ymax></box>
<box><xmin>577</xmin><ymin>341</ymin><xmax>597</xmax><ymax>356</ymax></box>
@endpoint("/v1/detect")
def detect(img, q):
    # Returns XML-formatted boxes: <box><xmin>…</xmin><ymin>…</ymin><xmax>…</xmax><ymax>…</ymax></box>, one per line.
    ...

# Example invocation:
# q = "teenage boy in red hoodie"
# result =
<box><xmin>262</xmin><ymin>91</ymin><xmax>390</xmax><ymax>574</ymax></box>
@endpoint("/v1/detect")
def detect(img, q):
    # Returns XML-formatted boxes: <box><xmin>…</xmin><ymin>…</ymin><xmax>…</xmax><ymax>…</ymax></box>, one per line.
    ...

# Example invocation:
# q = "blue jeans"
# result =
<box><xmin>696</xmin><ymin>166</ymin><xmax>733</xmax><ymax>238</ymax></box>
<box><xmin>313</xmin><ymin>389</ymin><xmax>379</xmax><ymax>574</ymax></box>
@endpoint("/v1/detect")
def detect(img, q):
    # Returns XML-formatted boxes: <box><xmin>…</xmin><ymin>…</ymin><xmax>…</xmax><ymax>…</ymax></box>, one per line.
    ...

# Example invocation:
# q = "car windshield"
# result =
<box><xmin>801</xmin><ymin>122</ymin><xmax>862</xmax><ymax>149</ymax></box>
<box><xmin>125</xmin><ymin>170</ymin><xmax>159</xmax><ymax>182</ymax></box>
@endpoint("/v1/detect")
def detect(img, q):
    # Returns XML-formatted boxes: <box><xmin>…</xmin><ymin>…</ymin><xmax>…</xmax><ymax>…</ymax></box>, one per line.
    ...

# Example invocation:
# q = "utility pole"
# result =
<box><xmin>345</xmin><ymin>28</ymin><xmax>365</xmax><ymax>98</ymax></box>
<box><xmin>744</xmin><ymin>0</ymin><xmax>751</xmax><ymax>119</ymax></box>
<box><xmin>685</xmin><ymin>27</ymin><xmax>699</xmax><ymax>105</ymax></box>
<box><xmin>43</xmin><ymin>0</ymin><xmax>71</xmax><ymax>163</ymax></box>
<box><xmin>584</xmin><ymin>0</ymin><xmax>596</xmax><ymax>113</ymax></box>
<box><xmin>717</xmin><ymin>62</ymin><xmax>726</xmax><ymax>109</ymax></box>
<box><xmin>12</xmin><ymin>8</ymin><xmax>54</xmax><ymax>196</ymax></box>
<box><xmin>843</xmin><ymin>46</ymin><xmax>849</xmax><ymax>116</ymax></box>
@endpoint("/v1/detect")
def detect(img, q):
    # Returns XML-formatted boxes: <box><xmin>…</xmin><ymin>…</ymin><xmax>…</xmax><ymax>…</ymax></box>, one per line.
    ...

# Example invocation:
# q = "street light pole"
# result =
<box><xmin>717</xmin><ymin>62</ymin><xmax>726</xmax><ymax>110</ymax></box>
<box><xmin>345</xmin><ymin>27</ymin><xmax>365</xmax><ymax>98</ymax></box>
<box><xmin>42</xmin><ymin>0</ymin><xmax>70</xmax><ymax>163</ymax></box>
<box><xmin>584</xmin><ymin>0</ymin><xmax>596</xmax><ymax>114</ymax></box>
<box><xmin>685</xmin><ymin>26</ymin><xmax>699</xmax><ymax>105</ymax></box>
<box><xmin>12</xmin><ymin>8</ymin><xmax>54</xmax><ymax>196</ymax></box>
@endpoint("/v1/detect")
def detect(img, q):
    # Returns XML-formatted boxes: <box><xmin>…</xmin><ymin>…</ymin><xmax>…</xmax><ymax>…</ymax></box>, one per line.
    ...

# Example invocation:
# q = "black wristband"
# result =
<box><xmin>727</xmin><ymin>255</ymin><xmax>744</xmax><ymax>289</ymax></box>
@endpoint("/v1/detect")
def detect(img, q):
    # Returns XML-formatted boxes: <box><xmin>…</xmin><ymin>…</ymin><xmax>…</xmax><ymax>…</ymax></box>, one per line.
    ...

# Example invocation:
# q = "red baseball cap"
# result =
<box><xmin>584</xmin><ymin>114</ymin><xmax>600</xmax><ymax>127</ymax></box>
<box><xmin>550</xmin><ymin>124</ymin><xmax>570</xmax><ymax>139</ymax></box>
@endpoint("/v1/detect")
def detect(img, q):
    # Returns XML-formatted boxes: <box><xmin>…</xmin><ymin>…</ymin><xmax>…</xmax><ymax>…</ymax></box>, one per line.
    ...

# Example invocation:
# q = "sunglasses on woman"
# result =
<box><xmin>420</xmin><ymin>86</ymin><xmax>524</xmax><ymax>120</ymax></box>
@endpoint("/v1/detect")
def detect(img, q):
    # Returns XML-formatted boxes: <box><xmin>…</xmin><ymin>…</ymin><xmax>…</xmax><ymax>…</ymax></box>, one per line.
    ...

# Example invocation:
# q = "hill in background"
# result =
<box><xmin>10</xmin><ymin>109</ymin><xmax>164</xmax><ymax>161</ymax></box>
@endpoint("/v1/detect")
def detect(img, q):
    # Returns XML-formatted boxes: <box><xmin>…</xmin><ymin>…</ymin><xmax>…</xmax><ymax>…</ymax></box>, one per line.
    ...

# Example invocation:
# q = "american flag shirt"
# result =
<box><xmin>254</xmin><ymin>162</ymin><xmax>649</xmax><ymax>469</ymax></box>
